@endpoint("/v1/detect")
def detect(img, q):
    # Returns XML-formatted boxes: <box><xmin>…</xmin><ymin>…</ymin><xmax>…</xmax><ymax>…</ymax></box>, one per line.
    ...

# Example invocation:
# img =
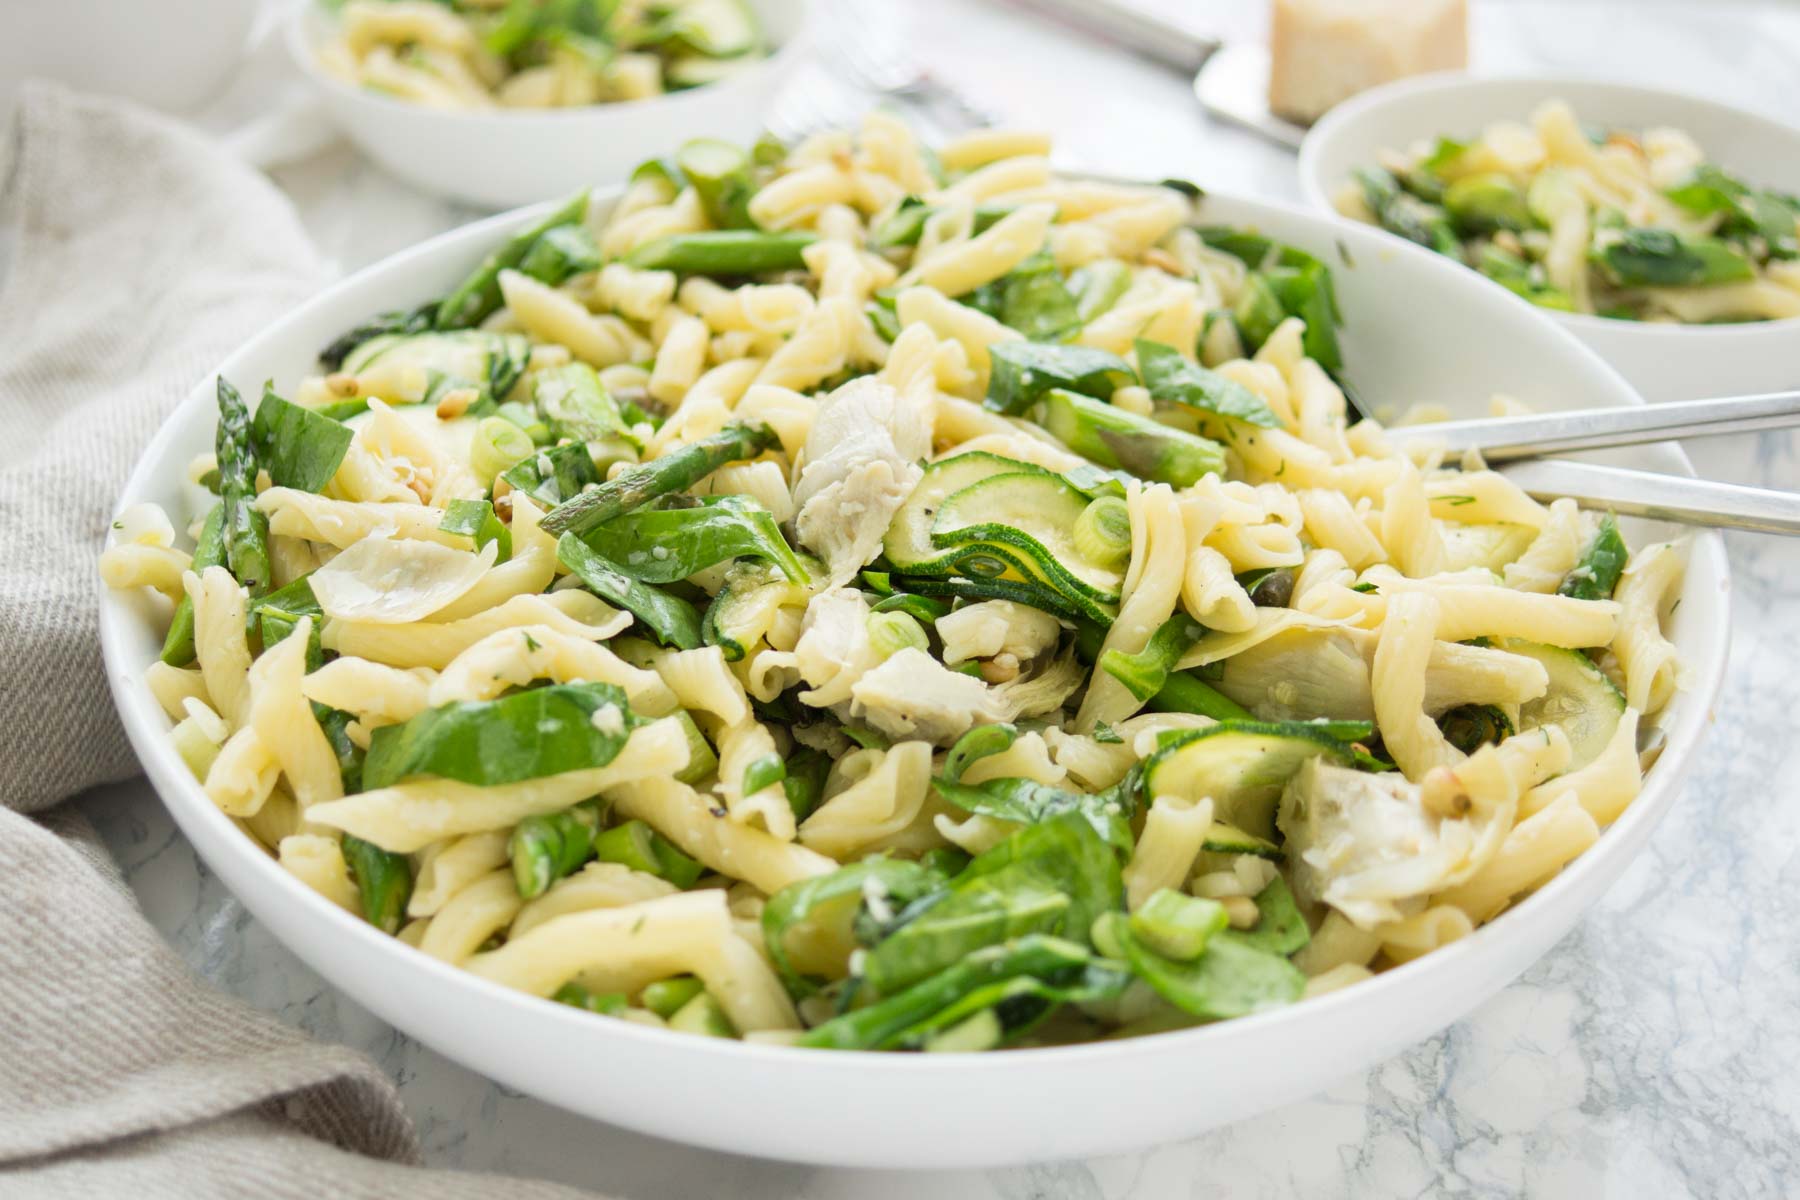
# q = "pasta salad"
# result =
<box><xmin>1337</xmin><ymin>98</ymin><xmax>1800</xmax><ymax>323</ymax></box>
<box><xmin>104</xmin><ymin>117</ymin><xmax>1687</xmax><ymax>1052</ymax></box>
<box><xmin>317</xmin><ymin>0</ymin><xmax>768</xmax><ymax>110</ymax></box>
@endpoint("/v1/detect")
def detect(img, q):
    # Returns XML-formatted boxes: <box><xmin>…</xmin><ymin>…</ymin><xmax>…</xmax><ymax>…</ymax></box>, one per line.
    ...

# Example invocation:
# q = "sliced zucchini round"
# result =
<box><xmin>882</xmin><ymin>452</ymin><xmax>1041</xmax><ymax>572</ymax></box>
<box><xmin>1501</xmin><ymin>638</ymin><xmax>1625</xmax><ymax>768</ymax></box>
<box><xmin>342</xmin><ymin>330</ymin><xmax>531</xmax><ymax>401</ymax></box>
<box><xmin>702</xmin><ymin>558</ymin><xmax>815</xmax><ymax>660</ymax></box>
<box><xmin>931</xmin><ymin>472</ymin><xmax>1125</xmax><ymax>604</ymax></box>
<box><xmin>1201</xmin><ymin>821</ymin><xmax>1282</xmax><ymax>860</ymax></box>
<box><xmin>1142</xmin><ymin>721</ymin><xmax>1356</xmax><ymax>841</ymax></box>
<box><xmin>667</xmin><ymin>0</ymin><xmax>761</xmax><ymax>58</ymax></box>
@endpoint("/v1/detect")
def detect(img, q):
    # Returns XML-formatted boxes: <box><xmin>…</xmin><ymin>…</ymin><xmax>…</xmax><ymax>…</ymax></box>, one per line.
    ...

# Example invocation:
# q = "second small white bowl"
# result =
<box><xmin>1299</xmin><ymin>73</ymin><xmax>1800</xmax><ymax>401</ymax></box>
<box><xmin>288</xmin><ymin>0</ymin><xmax>809</xmax><ymax>209</ymax></box>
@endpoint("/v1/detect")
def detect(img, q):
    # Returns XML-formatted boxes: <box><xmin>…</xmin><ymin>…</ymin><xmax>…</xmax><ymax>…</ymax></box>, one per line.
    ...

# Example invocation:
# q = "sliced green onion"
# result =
<box><xmin>471</xmin><ymin>415</ymin><xmax>535</xmax><ymax>485</ymax></box>
<box><xmin>555</xmin><ymin>982</ymin><xmax>628</xmax><ymax>1015</ymax></box>
<box><xmin>591</xmin><ymin>819</ymin><xmax>703</xmax><ymax>888</ymax></box>
<box><xmin>641</xmin><ymin>975</ymin><xmax>706</xmax><ymax>1019</ymax></box>
<box><xmin>668</xmin><ymin>991</ymin><xmax>736</xmax><ymax>1038</ymax></box>
<box><xmin>742</xmin><ymin>753</ymin><xmax>786</xmax><ymax>796</ymax></box>
<box><xmin>1128</xmin><ymin>889</ymin><xmax>1227</xmax><ymax>961</ymax></box>
<box><xmin>867</xmin><ymin>610</ymin><xmax>929</xmax><ymax>659</ymax></box>
<box><xmin>1073</xmin><ymin>495</ymin><xmax>1132</xmax><ymax>570</ymax></box>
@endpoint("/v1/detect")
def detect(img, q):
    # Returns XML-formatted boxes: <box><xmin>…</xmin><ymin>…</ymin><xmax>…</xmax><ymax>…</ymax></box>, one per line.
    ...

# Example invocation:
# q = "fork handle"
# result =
<box><xmin>1499</xmin><ymin>459</ymin><xmax>1800</xmax><ymax>535</ymax></box>
<box><xmin>1389</xmin><ymin>390</ymin><xmax>1800</xmax><ymax>460</ymax></box>
<box><xmin>1004</xmin><ymin>0</ymin><xmax>1219</xmax><ymax>74</ymax></box>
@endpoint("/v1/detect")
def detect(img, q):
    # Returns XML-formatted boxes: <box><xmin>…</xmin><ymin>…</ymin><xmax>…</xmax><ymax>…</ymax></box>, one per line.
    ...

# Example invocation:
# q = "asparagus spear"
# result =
<box><xmin>342</xmin><ymin>834</ymin><xmax>413</xmax><ymax>934</ymax></box>
<box><xmin>1074</xmin><ymin>619</ymin><xmax>1253</xmax><ymax>721</ymax></box>
<box><xmin>509</xmin><ymin>801</ymin><xmax>604</xmax><ymax>899</ymax></box>
<box><xmin>436</xmin><ymin>191</ymin><xmax>590</xmax><ymax>329</ymax></box>
<box><xmin>1590</xmin><ymin>228</ymin><xmax>1754</xmax><ymax>288</ymax></box>
<box><xmin>540</xmin><ymin>422</ymin><xmax>777</xmax><ymax>537</ymax></box>
<box><xmin>215</xmin><ymin>377</ymin><xmax>271</xmax><ymax>595</ymax></box>
<box><xmin>624</xmin><ymin>230</ymin><xmax>816</xmax><ymax>275</ymax></box>
<box><xmin>676</xmin><ymin>138</ymin><xmax>756</xmax><ymax>229</ymax></box>
<box><xmin>159</xmin><ymin>503</ymin><xmax>225</xmax><ymax>666</ymax></box>
<box><xmin>1037</xmin><ymin>389</ymin><xmax>1224</xmax><ymax>487</ymax></box>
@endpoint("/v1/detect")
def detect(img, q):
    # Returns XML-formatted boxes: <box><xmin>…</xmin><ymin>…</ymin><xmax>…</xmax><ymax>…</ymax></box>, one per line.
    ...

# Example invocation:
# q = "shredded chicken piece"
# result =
<box><xmin>791</xmin><ymin>377</ymin><xmax>933</xmax><ymax>586</ymax></box>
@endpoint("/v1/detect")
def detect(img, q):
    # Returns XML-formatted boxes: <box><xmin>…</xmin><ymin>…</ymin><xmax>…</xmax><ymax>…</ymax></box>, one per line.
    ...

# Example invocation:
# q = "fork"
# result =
<box><xmin>768</xmin><ymin>0</ymin><xmax>996</xmax><ymax>145</ymax></box>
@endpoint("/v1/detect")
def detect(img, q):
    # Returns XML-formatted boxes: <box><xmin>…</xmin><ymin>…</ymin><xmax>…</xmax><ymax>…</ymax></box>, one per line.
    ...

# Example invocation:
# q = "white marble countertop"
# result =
<box><xmin>75</xmin><ymin>1</ymin><xmax>1800</xmax><ymax>1195</ymax></box>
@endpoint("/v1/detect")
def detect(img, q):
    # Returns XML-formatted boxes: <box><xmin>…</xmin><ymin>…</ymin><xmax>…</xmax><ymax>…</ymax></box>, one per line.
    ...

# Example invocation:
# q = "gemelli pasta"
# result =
<box><xmin>318</xmin><ymin>0</ymin><xmax>771</xmax><ymax>111</ymax></box>
<box><xmin>104</xmin><ymin>115</ymin><xmax>1686</xmax><ymax>1051</ymax></box>
<box><xmin>1338</xmin><ymin>98</ymin><xmax>1800</xmax><ymax>322</ymax></box>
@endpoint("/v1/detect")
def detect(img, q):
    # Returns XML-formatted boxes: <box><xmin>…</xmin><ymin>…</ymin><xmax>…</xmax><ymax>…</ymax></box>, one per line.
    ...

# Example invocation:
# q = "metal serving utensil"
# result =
<box><xmin>1387</xmin><ymin>392</ymin><xmax>1800</xmax><ymax>535</ymax></box>
<box><xmin>1495</xmin><ymin>459</ymin><xmax>1800</xmax><ymax>536</ymax></box>
<box><xmin>1384</xmin><ymin>391</ymin><xmax>1800</xmax><ymax>460</ymax></box>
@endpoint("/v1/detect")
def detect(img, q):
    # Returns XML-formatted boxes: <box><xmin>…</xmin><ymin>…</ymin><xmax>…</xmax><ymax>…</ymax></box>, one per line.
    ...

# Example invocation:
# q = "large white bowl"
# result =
<box><xmin>286</xmin><ymin>0</ymin><xmax>809</xmax><ymax>209</ymax></box>
<box><xmin>99</xmin><ymin>189</ymin><xmax>1730</xmax><ymax>1169</ymax></box>
<box><xmin>1299</xmin><ymin>73</ymin><xmax>1800</xmax><ymax>402</ymax></box>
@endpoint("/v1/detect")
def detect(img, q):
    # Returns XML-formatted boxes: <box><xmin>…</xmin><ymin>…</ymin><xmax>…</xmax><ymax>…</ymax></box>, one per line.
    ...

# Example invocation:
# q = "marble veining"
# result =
<box><xmin>74</xmin><ymin>2</ymin><xmax>1800</xmax><ymax>1195</ymax></box>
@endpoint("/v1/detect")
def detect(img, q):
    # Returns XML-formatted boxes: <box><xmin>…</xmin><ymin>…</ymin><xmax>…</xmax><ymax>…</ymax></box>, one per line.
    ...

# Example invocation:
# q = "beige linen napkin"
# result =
<box><xmin>0</xmin><ymin>83</ymin><xmax>596</xmax><ymax>1200</ymax></box>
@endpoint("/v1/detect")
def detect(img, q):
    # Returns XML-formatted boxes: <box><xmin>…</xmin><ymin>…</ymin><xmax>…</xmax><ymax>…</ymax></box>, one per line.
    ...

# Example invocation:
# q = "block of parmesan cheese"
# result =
<box><xmin>1268</xmin><ymin>0</ymin><xmax>1468</xmax><ymax>125</ymax></box>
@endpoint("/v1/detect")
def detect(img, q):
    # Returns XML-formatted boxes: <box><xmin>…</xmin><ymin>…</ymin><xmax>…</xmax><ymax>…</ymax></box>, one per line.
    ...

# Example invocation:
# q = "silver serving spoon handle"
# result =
<box><xmin>1388</xmin><ymin>390</ymin><xmax>1800</xmax><ymax>461</ymax></box>
<box><xmin>1498</xmin><ymin>459</ymin><xmax>1800</xmax><ymax>535</ymax></box>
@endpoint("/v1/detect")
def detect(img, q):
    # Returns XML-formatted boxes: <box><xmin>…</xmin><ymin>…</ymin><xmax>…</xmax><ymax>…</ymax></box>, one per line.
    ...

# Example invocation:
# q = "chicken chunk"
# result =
<box><xmin>792</xmin><ymin>376</ymin><xmax>933</xmax><ymax>586</ymax></box>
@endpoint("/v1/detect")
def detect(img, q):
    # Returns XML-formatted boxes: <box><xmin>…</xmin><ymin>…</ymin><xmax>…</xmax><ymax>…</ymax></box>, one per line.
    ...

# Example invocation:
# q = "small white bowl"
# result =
<box><xmin>1299</xmin><ymin>73</ymin><xmax>1800</xmax><ymax>401</ymax></box>
<box><xmin>100</xmin><ymin>187</ymin><xmax>1729</xmax><ymax>1169</ymax></box>
<box><xmin>287</xmin><ymin>0</ymin><xmax>809</xmax><ymax>209</ymax></box>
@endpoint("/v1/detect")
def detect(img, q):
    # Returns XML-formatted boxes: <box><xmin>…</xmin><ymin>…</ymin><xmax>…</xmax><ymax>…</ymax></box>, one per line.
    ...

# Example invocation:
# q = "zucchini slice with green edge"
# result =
<box><xmin>883</xmin><ymin>452</ymin><xmax>1030</xmax><ymax>571</ymax></box>
<box><xmin>702</xmin><ymin>558</ymin><xmax>816</xmax><ymax>661</ymax></box>
<box><xmin>667</xmin><ymin>0</ymin><xmax>761</xmax><ymax>58</ymax></box>
<box><xmin>1142</xmin><ymin>721</ymin><xmax>1357</xmax><ymax>841</ymax></box>
<box><xmin>1501</xmin><ymin>639</ymin><xmax>1625</xmax><ymax>768</ymax></box>
<box><xmin>1202</xmin><ymin>821</ymin><xmax>1282</xmax><ymax>859</ymax></box>
<box><xmin>342</xmin><ymin>330</ymin><xmax>531</xmax><ymax>400</ymax></box>
<box><xmin>930</xmin><ymin>471</ymin><xmax>1125</xmax><ymax>604</ymax></box>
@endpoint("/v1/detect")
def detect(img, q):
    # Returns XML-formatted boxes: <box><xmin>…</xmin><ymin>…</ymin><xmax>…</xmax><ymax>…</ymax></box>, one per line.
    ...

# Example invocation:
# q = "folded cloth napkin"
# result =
<box><xmin>0</xmin><ymin>82</ymin><xmax>596</xmax><ymax>1200</ymax></box>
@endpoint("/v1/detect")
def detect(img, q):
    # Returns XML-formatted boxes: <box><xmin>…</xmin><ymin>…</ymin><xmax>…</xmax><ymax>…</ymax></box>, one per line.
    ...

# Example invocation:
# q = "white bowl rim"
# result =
<box><xmin>284</xmin><ymin>0</ymin><xmax>809</xmax><ymax>127</ymax></box>
<box><xmin>1298</xmin><ymin>67</ymin><xmax>1800</xmax><ymax>339</ymax></box>
<box><xmin>98</xmin><ymin>184</ymin><xmax>1731</xmax><ymax>1078</ymax></box>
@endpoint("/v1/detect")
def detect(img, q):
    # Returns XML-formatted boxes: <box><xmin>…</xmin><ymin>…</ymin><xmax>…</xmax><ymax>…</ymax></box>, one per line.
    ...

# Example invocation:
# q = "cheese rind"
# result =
<box><xmin>1268</xmin><ymin>0</ymin><xmax>1469</xmax><ymax>125</ymax></box>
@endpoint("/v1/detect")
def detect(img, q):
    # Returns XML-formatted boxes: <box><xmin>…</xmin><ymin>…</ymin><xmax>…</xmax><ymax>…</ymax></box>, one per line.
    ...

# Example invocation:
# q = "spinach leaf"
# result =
<box><xmin>439</xmin><ymin>498</ymin><xmax>512</xmax><ymax>561</ymax></box>
<box><xmin>1198</xmin><ymin>226</ymin><xmax>1346</xmax><ymax>371</ymax></box>
<box><xmin>1590</xmin><ymin>228</ymin><xmax>1754</xmax><ymax>287</ymax></box>
<box><xmin>315</xmin><ymin>703</ymin><xmax>365</xmax><ymax>793</ymax></box>
<box><xmin>1135</xmin><ymin>340</ymin><xmax>1281</xmax><ymax>429</ymax></box>
<box><xmin>1557</xmin><ymin>511</ymin><xmax>1628</xmax><ymax>601</ymax></box>
<box><xmin>577</xmin><ymin>494</ymin><xmax>809</xmax><ymax>585</ymax></box>
<box><xmin>1221</xmin><ymin>876</ymin><xmax>1310</xmax><ymax>956</ymax></box>
<box><xmin>933</xmin><ymin>776</ymin><xmax>1133</xmax><ymax>856</ymax></box>
<box><xmin>969</xmin><ymin>252</ymin><xmax>1080</xmax><ymax>342</ymax></box>
<box><xmin>249</xmin><ymin>575</ymin><xmax>323</xmax><ymax>669</ymax></box>
<box><xmin>1100</xmin><ymin>910</ymin><xmax>1304</xmax><ymax>1019</ymax></box>
<box><xmin>1666</xmin><ymin>164</ymin><xmax>1800</xmax><ymax>256</ymax></box>
<box><xmin>799</xmin><ymin>935</ymin><xmax>1130</xmax><ymax>1050</ymax></box>
<box><xmin>502</xmin><ymin>441</ymin><xmax>601</xmax><ymax>506</ymax></box>
<box><xmin>985</xmin><ymin>343</ymin><xmax>1136</xmax><ymax>416</ymax></box>
<box><xmin>861</xmin><ymin>810</ymin><xmax>1123</xmax><ymax>995</ymax></box>
<box><xmin>761</xmin><ymin>857</ymin><xmax>941</xmax><ymax>997</ymax></box>
<box><xmin>557</xmin><ymin>533</ymin><xmax>703</xmax><ymax>649</ymax></box>
<box><xmin>362</xmin><ymin>681</ymin><xmax>643</xmax><ymax>790</ymax></box>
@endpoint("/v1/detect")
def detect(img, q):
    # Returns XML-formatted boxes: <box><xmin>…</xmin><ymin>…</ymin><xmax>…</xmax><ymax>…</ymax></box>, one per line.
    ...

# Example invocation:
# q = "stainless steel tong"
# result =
<box><xmin>1385</xmin><ymin>391</ymin><xmax>1800</xmax><ymax>535</ymax></box>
